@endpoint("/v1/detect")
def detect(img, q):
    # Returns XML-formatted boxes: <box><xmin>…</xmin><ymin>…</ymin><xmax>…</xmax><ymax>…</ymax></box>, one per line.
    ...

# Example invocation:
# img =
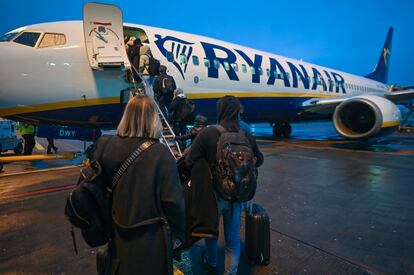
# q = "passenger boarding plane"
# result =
<box><xmin>0</xmin><ymin>3</ymin><xmax>413</xmax><ymax>140</ymax></box>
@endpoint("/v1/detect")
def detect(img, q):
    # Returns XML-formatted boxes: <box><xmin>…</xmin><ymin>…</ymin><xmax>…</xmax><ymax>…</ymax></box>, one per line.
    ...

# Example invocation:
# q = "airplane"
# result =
<box><xmin>0</xmin><ymin>2</ymin><xmax>413</xmax><ymax>140</ymax></box>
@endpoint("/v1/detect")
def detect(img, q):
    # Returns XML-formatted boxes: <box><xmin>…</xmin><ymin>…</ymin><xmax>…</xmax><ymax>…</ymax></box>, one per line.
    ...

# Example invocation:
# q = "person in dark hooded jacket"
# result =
<box><xmin>153</xmin><ymin>65</ymin><xmax>176</xmax><ymax>117</ymax></box>
<box><xmin>186</xmin><ymin>95</ymin><xmax>263</xmax><ymax>275</ymax></box>
<box><xmin>96</xmin><ymin>95</ymin><xmax>185</xmax><ymax>275</ymax></box>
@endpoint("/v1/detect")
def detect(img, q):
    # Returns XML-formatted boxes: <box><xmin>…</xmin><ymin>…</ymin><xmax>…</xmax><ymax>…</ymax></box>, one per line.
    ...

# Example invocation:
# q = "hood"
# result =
<box><xmin>216</xmin><ymin>95</ymin><xmax>241</xmax><ymax>130</ymax></box>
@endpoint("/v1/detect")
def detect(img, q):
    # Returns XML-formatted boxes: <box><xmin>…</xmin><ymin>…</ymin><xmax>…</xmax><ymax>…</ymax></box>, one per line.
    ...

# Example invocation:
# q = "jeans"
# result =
<box><xmin>205</xmin><ymin>197</ymin><xmax>241</xmax><ymax>275</ymax></box>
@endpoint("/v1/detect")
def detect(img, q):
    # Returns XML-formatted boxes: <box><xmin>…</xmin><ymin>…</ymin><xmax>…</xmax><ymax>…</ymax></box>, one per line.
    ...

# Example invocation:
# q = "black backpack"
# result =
<box><xmin>161</xmin><ymin>76</ymin><xmax>175</xmax><ymax>95</ymax></box>
<box><xmin>147</xmin><ymin>54</ymin><xmax>160</xmax><ymax>76</ymax></box>
<box><xmin>178</xmin><ymin>98</ymin><xmax>196</xmax><ymax>123</ymax></box>
<box><xmin>213</xmin><ymin>125</ymin><xmax>257</xmax><ymax>202</ymax></box>
<box><xmin>65</xmin><ymin>138</ymin><xmax>155</xmax><ymax>249</ymax></box>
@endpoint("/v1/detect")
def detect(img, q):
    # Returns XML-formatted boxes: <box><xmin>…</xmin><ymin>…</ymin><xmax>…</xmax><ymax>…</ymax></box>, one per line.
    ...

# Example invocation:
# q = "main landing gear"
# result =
<box><xmin>272</xmin><ymin>122</ymin><xmax>292</xmax><ymax>138</ymax></box>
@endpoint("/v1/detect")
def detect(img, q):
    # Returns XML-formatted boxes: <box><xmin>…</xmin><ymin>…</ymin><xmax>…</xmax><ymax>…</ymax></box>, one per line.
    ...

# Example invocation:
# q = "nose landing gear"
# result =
<box><xmin>272</xmin><ymin>122</ymin><xmax>292</xmax><ymax>138</ymax></box>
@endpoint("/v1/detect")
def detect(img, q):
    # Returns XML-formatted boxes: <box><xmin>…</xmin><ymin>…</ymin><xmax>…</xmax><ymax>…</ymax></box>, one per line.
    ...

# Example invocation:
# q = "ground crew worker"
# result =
<box><xmin>18</xmin><ymin>122</ymin><xmax>37</xmax><ymax>155</ymax></box>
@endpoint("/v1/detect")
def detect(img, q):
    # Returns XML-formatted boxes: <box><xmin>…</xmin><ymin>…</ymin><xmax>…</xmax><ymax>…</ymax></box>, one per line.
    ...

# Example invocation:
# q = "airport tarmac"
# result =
<box><xmin>1</xmin><ymin>122</ymin><xmax>413</xmax><ymax>274</ymax></box>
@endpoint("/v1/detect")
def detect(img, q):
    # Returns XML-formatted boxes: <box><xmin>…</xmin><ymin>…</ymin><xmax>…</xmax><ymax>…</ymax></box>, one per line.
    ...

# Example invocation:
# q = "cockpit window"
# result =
<box><xmin>38</xmin><ymin>33</ymin><xmax>66</xmax><ymax>48</ymax></box>
<box><xmin>0</xmin><ymin>32</ymin><xmax>20</xmax><ymax>42</ymax></box>
<box><xmin>13</xmin><ymin>32</ymin><xmax>41</xmax><ymax>47</ymax></box>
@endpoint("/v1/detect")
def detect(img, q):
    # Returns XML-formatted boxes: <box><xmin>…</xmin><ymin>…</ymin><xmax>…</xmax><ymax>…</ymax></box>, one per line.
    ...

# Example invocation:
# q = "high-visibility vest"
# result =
<box><xmin>18</xmin><ymin>123</ymin><xmax>36</xmax><ymax>135</ymax></box>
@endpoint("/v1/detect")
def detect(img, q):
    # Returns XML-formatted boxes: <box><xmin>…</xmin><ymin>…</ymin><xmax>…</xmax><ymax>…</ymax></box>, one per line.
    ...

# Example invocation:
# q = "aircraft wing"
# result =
<box><xmin>384</xmin><ymin>90</ymin><xmax>414</xmax><ymax>104</ymax></box>
<box><xmin>301</xmin><ymin>97</ymin><xmax>349</xmax><ymax>115</ymax></box>
<box><xmin>303</xmin><ymin>90</ymin><xmax>414</xmax><ymax>115</ymax></box>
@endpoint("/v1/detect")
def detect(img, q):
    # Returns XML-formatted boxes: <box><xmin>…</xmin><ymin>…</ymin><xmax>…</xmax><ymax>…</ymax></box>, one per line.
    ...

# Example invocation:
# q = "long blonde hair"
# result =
<box><xmin>117</xmin><ymin>95</ymin><xmax>162</xmax><ymax>139</ymax></box>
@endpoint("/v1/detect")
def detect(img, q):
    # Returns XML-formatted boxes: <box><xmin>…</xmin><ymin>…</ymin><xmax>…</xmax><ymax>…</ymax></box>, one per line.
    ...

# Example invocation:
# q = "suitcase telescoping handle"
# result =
<box><xmin>246</xmin><ymin>199</ymin><xmax>254</xmax><ymax>214</ymax></box>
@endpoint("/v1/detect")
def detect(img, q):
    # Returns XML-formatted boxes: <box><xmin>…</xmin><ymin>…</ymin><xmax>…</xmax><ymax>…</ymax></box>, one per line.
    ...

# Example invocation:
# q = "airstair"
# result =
<box><xmin>129</xmin><ymin>66</ymin><xmax>183</xmax><ymax>160</ymax></box>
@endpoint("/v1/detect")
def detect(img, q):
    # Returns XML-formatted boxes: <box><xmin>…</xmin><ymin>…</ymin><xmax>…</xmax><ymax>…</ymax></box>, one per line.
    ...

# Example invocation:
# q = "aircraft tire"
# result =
<box><xmin>273</xmin><ymin>123</ymin><xmax>292</xmax><ymax>138</ymax></box>
<box><xmin>281</xmin><ymin>123</ymin><xmax>292</xmax><ymax>138</ymax></box>
<box><xmin>273</xmin><ymin>124</ymin><xmax>283</xmax><ymax>138</ymax></box>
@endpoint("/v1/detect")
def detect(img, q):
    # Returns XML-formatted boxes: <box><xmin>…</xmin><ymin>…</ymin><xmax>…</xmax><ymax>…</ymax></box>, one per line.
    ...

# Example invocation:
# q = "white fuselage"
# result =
<box><xmin>0</xmin><ymin>21</ymin><xmax>389</xmax><ymax>127</ymax></box>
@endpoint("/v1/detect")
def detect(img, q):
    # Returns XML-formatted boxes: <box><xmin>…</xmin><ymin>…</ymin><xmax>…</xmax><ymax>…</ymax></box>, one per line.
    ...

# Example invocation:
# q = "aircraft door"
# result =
<box><xmin>83</xmin><ymin>3</ymin><xmax>130</xmax><ymax>70</ymax></box>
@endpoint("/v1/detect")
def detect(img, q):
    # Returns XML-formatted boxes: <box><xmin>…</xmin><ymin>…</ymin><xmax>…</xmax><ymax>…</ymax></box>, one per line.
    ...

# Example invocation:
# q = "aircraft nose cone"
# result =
<box><xmin>0</xmin><ymin>42</ymin><xmax>19</xmax><ymax>110</ymax></box>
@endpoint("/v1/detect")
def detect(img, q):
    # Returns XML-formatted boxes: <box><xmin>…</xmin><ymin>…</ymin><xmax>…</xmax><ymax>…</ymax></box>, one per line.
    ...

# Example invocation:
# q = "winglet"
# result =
<box><xmin>365</xmin><ymin>27</ymin><xmax>393</xmax><ymax>84</ymax></box>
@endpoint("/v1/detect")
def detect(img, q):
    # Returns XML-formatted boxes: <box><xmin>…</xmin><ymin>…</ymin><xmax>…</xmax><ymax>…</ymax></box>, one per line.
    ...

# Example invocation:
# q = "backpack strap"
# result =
<box><xmin>111</xmin><ymin>140</ymin><xmax>156</xmax><ymax>190</ymax></box>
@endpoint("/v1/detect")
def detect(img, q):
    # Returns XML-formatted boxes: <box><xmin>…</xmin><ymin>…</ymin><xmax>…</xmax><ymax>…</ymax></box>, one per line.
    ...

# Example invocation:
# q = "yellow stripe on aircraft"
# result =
<box><xmin>382</xmin><ymin>120</ymin><xmax>400</xmax><ymax>128</ymax></box>
<box><xmin>0</xmin><ymin>92</ymin><xmax>337</xmax><ymax>116</ymax></box>
<box><xmin>0</xmin><ymin>97</ymin><xmax>119</xmax><ymax>116</ymax></box>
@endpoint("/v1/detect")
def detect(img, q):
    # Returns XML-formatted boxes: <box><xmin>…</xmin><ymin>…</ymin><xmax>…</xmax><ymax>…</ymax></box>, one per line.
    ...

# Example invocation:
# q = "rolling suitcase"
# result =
<box><xmin>245</xmin><ymin>202</ymin><xmax>270</xmax><ymax>265</ymax></box>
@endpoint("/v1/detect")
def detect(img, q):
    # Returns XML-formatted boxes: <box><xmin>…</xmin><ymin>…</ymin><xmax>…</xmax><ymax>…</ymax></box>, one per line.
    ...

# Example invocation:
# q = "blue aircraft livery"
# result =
<box><xmin>154</xmin><ymin>34</ymin><xmax>347</xmax><ymax>93</ymax></box>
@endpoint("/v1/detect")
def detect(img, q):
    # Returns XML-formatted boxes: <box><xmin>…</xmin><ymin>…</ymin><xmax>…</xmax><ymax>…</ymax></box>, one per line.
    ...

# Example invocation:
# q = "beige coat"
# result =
<box><xmin>139</xmin><ymin>45</ymin><xmax>151</xmax><ymax>74</ymax></box>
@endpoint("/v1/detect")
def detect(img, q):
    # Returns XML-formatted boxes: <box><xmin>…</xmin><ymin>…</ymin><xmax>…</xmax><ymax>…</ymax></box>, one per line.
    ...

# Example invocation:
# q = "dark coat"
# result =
<box><xmin>185</xmin><ymin>96</ymin><xmax>264</xmax><ymax>237</ymax></box>
<box><xmin>168</xmin><ymin>97</ymin><xmax>186</xmax><ymax>122</ymax></box>
<box><xmin>95</xmin><ymin>135</ymin><xmax>185</xmax><ymax>275</ymax></box>
<box><xmin>153</xmin><ymin>73</ymin><xmax>176</xmax><ymax>107</ymax></box>
<box><xmin>178</xmin><ymin>158</ymin><xmax>218</xmax><ymax>251</ymax></box>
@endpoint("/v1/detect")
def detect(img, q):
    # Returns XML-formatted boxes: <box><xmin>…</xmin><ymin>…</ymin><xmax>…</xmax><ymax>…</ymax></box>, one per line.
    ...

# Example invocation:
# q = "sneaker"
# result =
<box><xmin>201</xmin><ymin>250</ymin><xmax>216</xmax><ymax>273</ymax></box>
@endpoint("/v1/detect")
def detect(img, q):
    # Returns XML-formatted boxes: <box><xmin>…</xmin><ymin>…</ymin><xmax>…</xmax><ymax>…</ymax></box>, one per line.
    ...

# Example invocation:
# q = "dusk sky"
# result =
<box><xmin>1</xmin><ymin>0</ymin><xmax>413</xmax><ymax>86</ymax></box>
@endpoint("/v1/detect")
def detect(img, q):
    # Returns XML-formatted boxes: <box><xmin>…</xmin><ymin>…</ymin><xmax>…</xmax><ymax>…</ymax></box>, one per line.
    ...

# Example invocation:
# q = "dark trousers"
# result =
<box><xmin>23</xmin><ymin>134</ymin><xmax>35</xmax><ymax>155</ymax></box>
<box><xmin>173</xmin><ymin>122</ymin><xmax>187</xmax><ymax>151</ymax></box>
<box><xmin>47</xmin><ymin>137</ymin><xmax>57</xmax><ymax>154</ymax></box>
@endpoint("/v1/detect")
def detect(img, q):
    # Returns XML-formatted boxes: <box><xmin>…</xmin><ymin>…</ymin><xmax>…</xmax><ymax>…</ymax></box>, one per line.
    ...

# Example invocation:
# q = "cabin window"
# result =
<box><xmin>231</xmin><ymin>63</ymin><xmax>239</xmax><ymax>72</ymax></box>
<box><xmin>192</xmin><ymin>56</ymin><xmax>199</xmax><ymax>66</ymax></box>
<box><xmin>250</xmin><ymin>66</ymin><xmax>256</xmax><ymax>75</ymax></box>
<box><xmin>214</xmin><ymin>59</ymin><xmax>220</xmax><ymax>69</ymax></box>
<box><xmin>179</xmin><ymin>53</ymin><xmax>187</xmax><ymax>65</ymax></box>
<box><xmin>285</xmin><ymin>72</ymin><xmax>290</xmax><ymax>80</ymax></box>
<box><xmin>223</xmin><ymin>61</ymin><xmax>230</xmax><ymax>71</ymax></box>
<box><xmin>266</xmin><ymin>68</ymin><xmax>270</xmax><ymax>77</ymax></box>
<box><xmin>13</xmin><ymin>32</ymin><xmax>41</xmax><ymax>47</ymax></box>
<box><xmin>257</xmin><ymin>67</ymin><xmax>263</xmax><ymax>76</ymax></box>
<box><xmin>166</xmin><ymin>51</ymin><xmax>174</xmax><ymax>62</ymax></box>
<box><xmin>38</xmin><ymin>33</ymin><xmax>66</xmax><ymax>48</ymax></box>
<box><xmin>203</xmin><ymin>58</ymin><xmax>210</xmax><ymax>68</ymax></box>
<box><xmin>241</xmin><ymin>64</ymin><xmax>247</xmax><ymax>73</ymax></box>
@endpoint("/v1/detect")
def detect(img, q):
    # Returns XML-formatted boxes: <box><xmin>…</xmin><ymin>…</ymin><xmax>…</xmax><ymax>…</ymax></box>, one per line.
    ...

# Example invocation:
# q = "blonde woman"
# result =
<box><xmin>94</xmin><ymin>95</ymin><xmax>185</xmax><ymax>274</ymax></box>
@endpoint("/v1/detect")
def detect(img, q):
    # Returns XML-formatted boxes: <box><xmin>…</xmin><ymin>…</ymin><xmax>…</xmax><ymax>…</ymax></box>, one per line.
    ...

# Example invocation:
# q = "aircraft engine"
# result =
<box><xmin>333</xmin><ymin>95</ymin><xmax>401</xmax><ymax>139</ymax></box>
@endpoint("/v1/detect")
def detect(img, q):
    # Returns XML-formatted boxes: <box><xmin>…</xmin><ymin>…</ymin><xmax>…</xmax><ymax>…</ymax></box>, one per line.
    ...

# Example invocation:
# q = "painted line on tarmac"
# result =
<box><xmin>0</xmin><ymin>165</ymin><xmax>81</xmax><ymax>178</ymax></box>
<box><xmin>269</xmin><ymin>227</ymin><xmax>379</xmax><ymax>274</ymax></box>
<box><xmin>0</xmin><ymin>184</ymin><xmax>76</xmax><ymax>203</ymax></box>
